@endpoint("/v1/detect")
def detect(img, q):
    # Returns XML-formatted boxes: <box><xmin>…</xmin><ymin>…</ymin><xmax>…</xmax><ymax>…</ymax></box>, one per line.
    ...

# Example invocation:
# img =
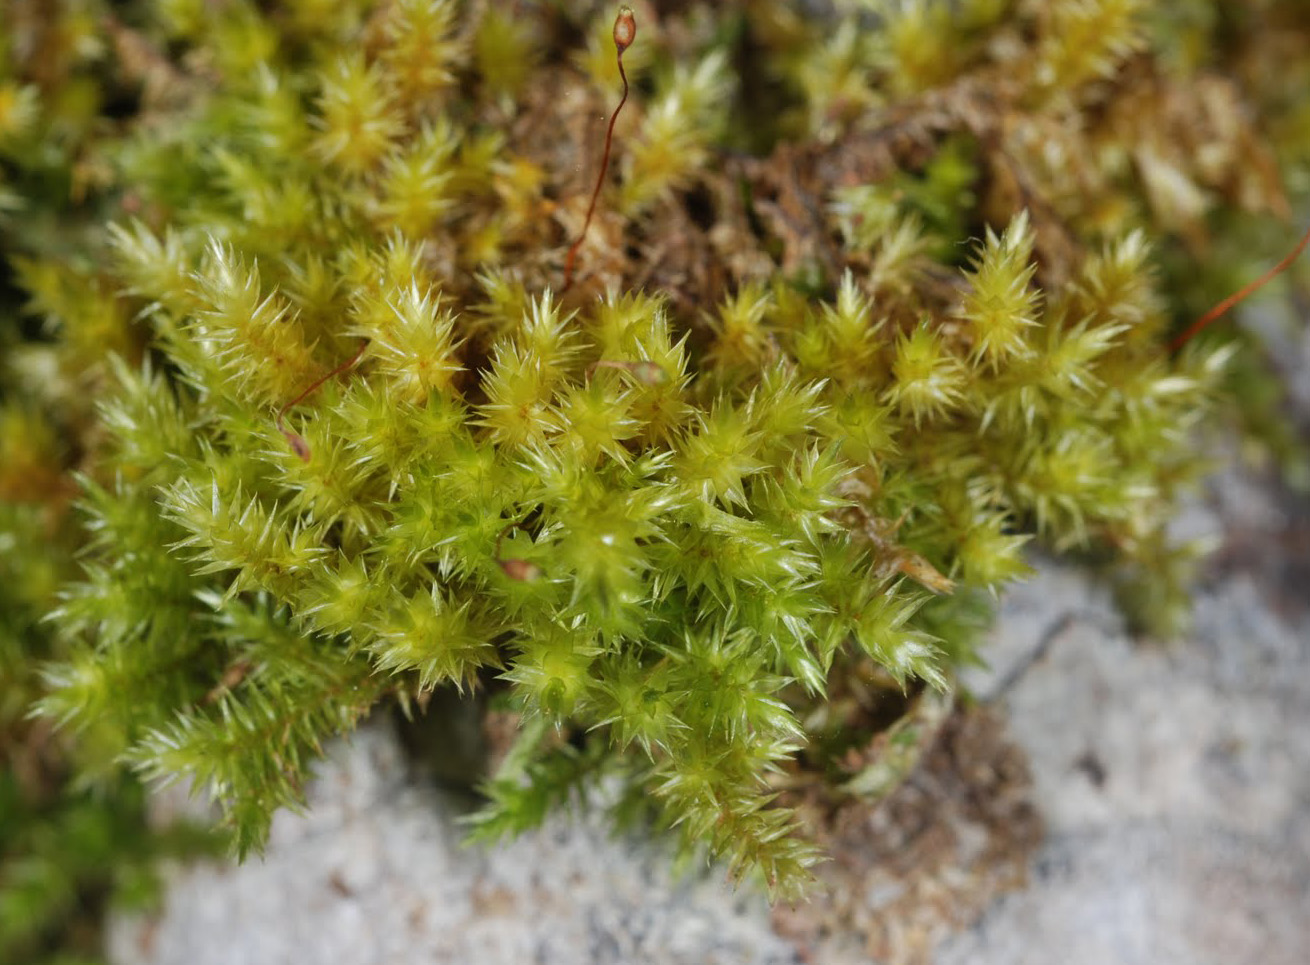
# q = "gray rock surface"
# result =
<box><xmin>109</xmin><ymin>722</ymin><xmax>798</xmax><ymax>965</ymax></box>
<box><xmin>934</xmin><ymin>448</ymin><xmax>1310</xmax><ymax>965</ymax></box>
<box><xmin>110</xmin><ymin>464</ymin><xmax>1310</xmax><ymax>965</ymax></box>
<box><xmin>939</xmin><ymin>566</ymin><xmax>1310</xmax><ymax>965</ymax></box>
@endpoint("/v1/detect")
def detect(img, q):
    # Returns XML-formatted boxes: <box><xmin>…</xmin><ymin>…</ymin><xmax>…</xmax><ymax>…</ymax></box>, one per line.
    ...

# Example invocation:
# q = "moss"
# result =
<box><xmin>2</xmin><ymin>0</ymin><xmax>1309</xmax><ymax>927</ymax></box>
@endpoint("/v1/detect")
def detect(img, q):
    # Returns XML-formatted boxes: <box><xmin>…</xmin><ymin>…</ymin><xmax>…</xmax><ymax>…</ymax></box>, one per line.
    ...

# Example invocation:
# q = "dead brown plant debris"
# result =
<box><xmin>774</xmin><ymin>703</ymin><xmax>1043</xmax><ymax>965</ymax></box>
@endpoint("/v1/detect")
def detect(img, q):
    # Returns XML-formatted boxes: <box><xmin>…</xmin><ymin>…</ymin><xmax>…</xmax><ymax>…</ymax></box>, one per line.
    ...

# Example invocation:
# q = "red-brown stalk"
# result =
<box><xmin>1170</xmin><ymin>223</ymin><xmax>1310</xmax><ymax>353</ymax></box>
<box><xmin>275</xmin><ymin>339</ymin><xmax>369</xmax><ymax>461</ymax></box>
<box><xmin>561</xmin><ymin>6</ymin><xmax>637</xmax><ymax>293</ymax></box>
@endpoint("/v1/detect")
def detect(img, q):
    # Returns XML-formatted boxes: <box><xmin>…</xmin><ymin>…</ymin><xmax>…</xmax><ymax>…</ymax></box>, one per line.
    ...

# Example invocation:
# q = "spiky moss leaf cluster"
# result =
<box><xmin>5</xmin><ymin>0</ymin><xmax>1302</xmax><ymax>902</ymax></box>
<box><xmin>0</xmin><ymin>5</ymin><xmax>225</xmax><ymax>962</ymax></box>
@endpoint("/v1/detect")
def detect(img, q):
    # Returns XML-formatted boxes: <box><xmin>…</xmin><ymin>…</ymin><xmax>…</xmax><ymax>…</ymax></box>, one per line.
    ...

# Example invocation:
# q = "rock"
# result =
<box><xmin>938</xmin><ymin>473</ymin><xmax>1310</xmax><ymax>964</ymax></box>
<box><xmin>110</xmin><ymin>460</ymin><xmax>1310</xmax><ymax>965</ymax></box>
<box><xmin>108</xmin><ymin>718</ymin><xmax>798</xmax><ymax>965</ymax></box>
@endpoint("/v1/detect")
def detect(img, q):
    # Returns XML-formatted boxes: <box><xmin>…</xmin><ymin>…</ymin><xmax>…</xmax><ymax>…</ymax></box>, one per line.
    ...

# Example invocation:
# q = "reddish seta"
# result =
<box><xmin>561</xmin><ymin>6</ymin><xmax>637</xmax><ymax>293</ymax></box>
<box><xmin>275</xmin><ymin>339</ymin><xmax>368</xmax><ymax>461</ymax></box>
<box><xmin>1170</xmin><ymin>223</ymin><xmax>1310</xmax><ymax>352</ymax></box>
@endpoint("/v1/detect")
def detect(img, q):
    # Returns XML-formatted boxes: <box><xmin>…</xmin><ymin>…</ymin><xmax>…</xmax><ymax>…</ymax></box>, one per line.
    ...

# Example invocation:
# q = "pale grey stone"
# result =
<box><xmin>111</xmin><ymin>495</ymin><xmax>1310</xmax><ymax>965</ymax></box>
<box><xmin>111</xmin><ymin>307</ymin><xmax>1310</xmax><ymax>964</ymax></box>
<box><xmin>108</xmin><ymin>719</ymin><xmax>801</xmax><ymax>965</ymax></box>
